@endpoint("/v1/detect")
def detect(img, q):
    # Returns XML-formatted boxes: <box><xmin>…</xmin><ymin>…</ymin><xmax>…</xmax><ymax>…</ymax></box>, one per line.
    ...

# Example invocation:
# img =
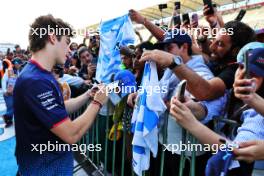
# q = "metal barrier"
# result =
<box><xmin>71</xmin><ymin>102</ymin><xmax>197</xmax><ymax>176</ymax></box>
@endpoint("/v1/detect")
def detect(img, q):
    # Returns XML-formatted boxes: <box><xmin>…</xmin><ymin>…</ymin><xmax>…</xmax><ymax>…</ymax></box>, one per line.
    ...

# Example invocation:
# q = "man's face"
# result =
<box><xmin>121</xmin><ymin>55</ymin><xmax>133</xmax><ymax>69</ymax></box>
<box><xmin>14</xmin><ymin>63</ymin><xmax>21</xmax><ymax>70</ymax></box>
<box><xmin>80</xmin><ymin>51</ymin><xmax>92</xmax><ymax>65</ymax></box>
<box><xmin>7</xmin><ymin>53</ymin><xmax>13</xmax><ymax>60</ymax></box>
<box><xmin>71</xmin><ymin>43</ymin><xmax>78</xmax><ymax>51</ymax></box>
<box><xmin>133</xmin><ymin>48</ymin><xmax>145</xmax><ymax>70</ymax></box>
<box><xmin>16</xmin><ymin>47</ymin><xmax>21</xmax><ymax>52</ymax></box>
<box><xmin>209</xmin><ymin>32</ymin><xmax>232</xmax><ymax>62</ymax></box>
<box><xmin>164</xmin><ymin>43</ymin><xmax>182</xmax><ymax>56</ymax></box>
<box><xmin>55</xmin><ymin>36</ymin><xmax>71</xmax><ymax>65</ymax></box>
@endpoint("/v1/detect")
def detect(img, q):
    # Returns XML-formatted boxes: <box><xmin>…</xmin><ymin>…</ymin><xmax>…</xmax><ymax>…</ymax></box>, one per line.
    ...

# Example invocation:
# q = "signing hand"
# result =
<box><xmin>94</xmin><ymin>85</ymin><xmax>108</xmax><ymax>105</ymax></box>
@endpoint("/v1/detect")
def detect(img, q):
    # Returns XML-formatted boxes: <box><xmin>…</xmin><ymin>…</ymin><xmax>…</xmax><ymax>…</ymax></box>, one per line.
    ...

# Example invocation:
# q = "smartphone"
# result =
<box><xmin>174</xmin><ymin>2</ymin><xmax>181</xmax><ymax>10</ymax></box>
<box><xmin>203</xmin><ymin>0</ymin><xmax>214</xmax><ymax>15</ymax></box>
<box><xmin>191</xmin><ymin>13</ymin><xmax>199</xmax><ymax>27</ymax></box>
<box><xmin>235</xmin><ymin>9</ymin><xmax>246</xmax><ymax>21</ymax></box>
<box><xmin>173</xmin><ymin>15</ymin><xmax>181</xmax><ymax>28</ymax></box>
<box><xmin>158</xmin><ymin>4</ymin><xmax>167</xmax><ymax>11</ymax></box>
<box><xmin>182</xmin><ymin>13</ymin><xmax>190</xmax><ymax>25</ymax></box>
<box><xmin>244</xmin><ymin>49</ymin><xmax>251</xmax><ymax>79</ymax></box>
<box><xmin>91</xmin><ymin>57</ymin><xmax>98</xmax><ymax>65</ymax></box>
<box><xmin>176</xmin><ymin>80</ymin><xmax>187</xmax><ymax>103</ymax></box>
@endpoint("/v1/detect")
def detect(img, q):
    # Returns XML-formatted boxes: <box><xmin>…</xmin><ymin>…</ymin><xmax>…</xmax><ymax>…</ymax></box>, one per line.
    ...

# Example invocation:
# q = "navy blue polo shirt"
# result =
<box><xmin>14</xmin><ymin>60</ymin><xmax>73</xmax><ymax>175</ymax></box>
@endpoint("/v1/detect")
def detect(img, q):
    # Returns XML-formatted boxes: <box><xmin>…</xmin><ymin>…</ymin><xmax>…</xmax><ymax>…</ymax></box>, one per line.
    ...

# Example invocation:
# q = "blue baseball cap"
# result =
<box><xmin>114</xmin><ymin>70</ymin><xmax>137</xmax><ymax>97</ymax></box>
<box><xmin>154</xmin><ymin>29</ymin><xmax>192</xmax><ymax>49</ymax></box>
<box><xmin>237</xmin><ymin>42</ymin><xmax>264</xmax><ymax>77</ymax></box>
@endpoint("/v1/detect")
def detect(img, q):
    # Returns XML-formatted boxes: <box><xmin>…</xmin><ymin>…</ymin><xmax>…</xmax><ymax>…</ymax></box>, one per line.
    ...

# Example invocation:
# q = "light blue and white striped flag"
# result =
<box><xmin>131</xmin><ymin>61</ymin><xmax>166</xmax><ymax>176</ymax></box>
<box><xmin>95</xmin><ymin>14</ymin><xmax>135</xmax><ymax>83</ymax></box>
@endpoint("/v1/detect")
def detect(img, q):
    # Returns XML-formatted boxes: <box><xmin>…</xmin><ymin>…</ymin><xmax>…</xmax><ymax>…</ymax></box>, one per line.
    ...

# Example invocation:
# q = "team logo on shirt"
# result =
<box><xmin>37</xmin><ymin>90</ymin><xmax>58</xmax><ymax>111</ymax></box>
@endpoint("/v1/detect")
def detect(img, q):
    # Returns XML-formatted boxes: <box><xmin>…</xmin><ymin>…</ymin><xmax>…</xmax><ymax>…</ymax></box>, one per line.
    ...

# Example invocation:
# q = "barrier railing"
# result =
<box><xmin>71</xmin><ymin>102</ymin><xmax>197</xmax><ymax>176</ymax></box>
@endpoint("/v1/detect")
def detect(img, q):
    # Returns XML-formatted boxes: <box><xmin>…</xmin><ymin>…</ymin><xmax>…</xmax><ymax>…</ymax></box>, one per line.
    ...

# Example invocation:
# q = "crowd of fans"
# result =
<box><xmin>1</xmin><ymin>3</ymin><xmax>264</xmax><ymax>176</ymax></box>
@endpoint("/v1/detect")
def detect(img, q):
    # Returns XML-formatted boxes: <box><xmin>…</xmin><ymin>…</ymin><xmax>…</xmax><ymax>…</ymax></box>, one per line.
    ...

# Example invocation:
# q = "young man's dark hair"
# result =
<box><xmin>224</xmin><ymin>21</ymin><xmax>256</xmax><ymax>51</ymax></box>
<box><xmin>28</xmin><ymin>14</ymin><xmax>74</xmax><ymax>52</ymax></box>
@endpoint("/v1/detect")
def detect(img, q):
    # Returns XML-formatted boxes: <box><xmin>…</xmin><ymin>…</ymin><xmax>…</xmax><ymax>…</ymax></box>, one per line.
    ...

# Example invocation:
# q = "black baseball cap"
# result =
<box><xmin>154</xmin><ymin>29</ymin><xmax>192</xmax><ymax>49</ymax></box>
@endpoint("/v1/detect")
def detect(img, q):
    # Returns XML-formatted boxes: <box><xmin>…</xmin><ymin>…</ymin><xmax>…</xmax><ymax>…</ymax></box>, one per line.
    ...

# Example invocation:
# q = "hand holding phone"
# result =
<box><xmin>182</xmin><ymin>13</ymin><xmax>190</xmax><ymax>25</ymax></box>
<box><xmin>174</xmin><ymin>2</ymin><xmax>181</xmax><ymax>14</ymax></box>
<box><xmin>235</xmin><ymin>9</ymin><xmax>246</xmax><ymax>22</ymax></box>
<box><xmin>158</xmin><ymin>4</ymin><xmax>167</xmax><ymax>11</ymax></box>
<box><xmin>173</xmin><ymin>15</ymin><xmax>181</xmax><ymax>28</ymax></box>
<box><xmin>191</xmin><ymin>13</ymin><xmax>199</xmax><ymax>27</ymax></box>
<box><xmin>174</xmin><ymin>2</ymin><xmax>181</xmax><ymax>10</ymax></box>
<box><xmin>244</xmin><ymin>50</ymin><xmax>251</xmax><ymax>79</ymax></box>
<box><xmin>203</xmin><ymin>0</ymin><xmax>214</xmax><ymax>15</ymax></box>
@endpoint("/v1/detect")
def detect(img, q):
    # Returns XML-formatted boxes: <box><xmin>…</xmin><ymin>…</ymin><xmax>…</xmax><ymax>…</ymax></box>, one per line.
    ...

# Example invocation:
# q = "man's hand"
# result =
<box><xmin>127</xmin><ymin>92</ymin><xmax>138</xmax><ymax>107</ymax></box>
<box><xmin>69</xmin><ymin>66</ymin><xmax>78</xmax><ymax>74</ymax></box>
<box><xmin>87</xmin><ymin>63</ymin><xmax>96</xmax><ymax>79</ymax></box>
<box><xmin>94</xmin><ymin>85</ymin><xmax>108</xmax><ymax>105</ymax></box>
<box><xmin>86</xmin><ymin>84</ymin><xmax>101</xmax><ymax>98</ymax></box>
<box><xmin>170</xmin><ymin>96</ymin><xmax>198</xmax><ymax>128</ymax></box>
<box><xmin>140</xmin><ymin>50</ymin><xmax>173</xmax><ymax>67</ymax></box>
<box><xmin>183</xmin><ymin>96</ymin><xmax>207</xmax><ymax>120</ymax></box>
<box><xmin>129</xmin><ymin>9</ymin><xmax>145</xmax><ymax>24</ymax></box>
<box><xmin>233</xmin><ymin>67</ymin><xmax>257</xmax><ymax>104</ymax></box>
<box><xmin>203</xmin><ymin>5</ymin><xmax>218</xmax><ymax>26</ymax></box>
<box><xmin>234</xmin><ymin>140</ymin><xmax>264</xmax><ymax>163</ymax></box>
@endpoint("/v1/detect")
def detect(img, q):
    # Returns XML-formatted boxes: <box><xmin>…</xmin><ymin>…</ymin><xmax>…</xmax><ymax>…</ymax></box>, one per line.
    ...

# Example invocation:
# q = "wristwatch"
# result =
<box><xmin>168</xmin><ymin>55</ymin><xmax>183</xmax><ymax>70</ymax></box>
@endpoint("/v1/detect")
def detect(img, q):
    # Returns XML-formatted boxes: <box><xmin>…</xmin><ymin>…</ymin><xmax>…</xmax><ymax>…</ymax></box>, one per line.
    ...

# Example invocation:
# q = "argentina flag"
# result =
<box><xmin>131</xmin><ymin>61</ymin><xmax>166</xmax><ymax>176</ymax></box>
<box><xmin>95</xmin><ymin>14</ymin><xmax>135</xmax><ymax>83</ymax></box>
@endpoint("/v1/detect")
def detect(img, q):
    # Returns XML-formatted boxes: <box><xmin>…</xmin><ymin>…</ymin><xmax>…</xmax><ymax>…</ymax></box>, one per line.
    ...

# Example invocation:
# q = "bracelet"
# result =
<box><xmin>92</xmin><ymin>100</ymin><xmax>103</xmax><ymax>108</ymax></box>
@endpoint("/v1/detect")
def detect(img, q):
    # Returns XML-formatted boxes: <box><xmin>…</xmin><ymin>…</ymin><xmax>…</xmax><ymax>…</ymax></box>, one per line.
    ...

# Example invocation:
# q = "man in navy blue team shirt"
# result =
<box><xmin>14</xmin><ymin>15</ymin><xmax>108</xmax><ymax>175</ymax></box>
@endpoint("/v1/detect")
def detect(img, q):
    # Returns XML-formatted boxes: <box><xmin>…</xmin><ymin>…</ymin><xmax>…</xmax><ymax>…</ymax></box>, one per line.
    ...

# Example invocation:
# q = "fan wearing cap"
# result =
<box><xmin>169</xmin><ymin>42</ymin><xmax>264</xmax><ymax>175</ymax></box>
<box><xmin>232</xmin><ymin>44</ymin><xmax>264</xmax><ymax>164</ymax></box>
<box><xmin>1</xmin><ymin>57</ymin><xmax>23</xmax><ymax>128</ymax></box>
<box><xmin>152</xmin><ymin>29</ymin><xmax>219</xmax><ymax>176</ymax></box>
<box><xmin>234</xmin><ymin>43</ymin><xmax>264</xmax><ymax>116</ymax></box>
<box><xmin>140</xmin><ymin>21</ymin><xmax>256</xmax><ymax>101</ymax></box>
